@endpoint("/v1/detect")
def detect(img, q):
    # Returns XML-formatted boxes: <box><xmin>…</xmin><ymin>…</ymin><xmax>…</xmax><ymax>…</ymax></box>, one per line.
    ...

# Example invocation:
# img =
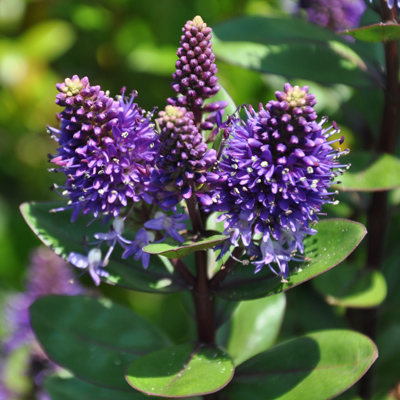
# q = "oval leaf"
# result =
<box><xmin>223</xmin><ymin>293</ymin><xmax>286</xmax><ymax>365</ymax></box>
<box><xmin>341</xmin><ymin>23</ymin><xmax>400</xmax><ymax>43</ymax></box>
<box><xmin>221</xmin><ymin>330</ymin><xmax>378</xmax><ymax>400</ymax></box>
<box><xmin>313</xmin><ymin>263</ymin><xmax>387</xmax><ymax>308</ymax></box>
<box><xmin>212</xmin><ymin>16</ymin><xmax>382</xmax><ymax>88</ymax></box>
<box><xmin>143</xmin><ymin>234</ymin><xmax>229</xmax><ymax>259</ymax></box>
<box><xmin>20</xmin><ymin>202</ymin><xmax>188</xmax><ymax>293</ymax></box>
<box><xmin>335</xmin><ymin>152</ymin><xmax>400</xmax><ymax>192</ymax></box>
<box><xmin>126</xmin><ymin>343</ymin><xmax>234</xmax><ymax>397</ymax></box>
<box><xmin>215</xmin><ymin>219</ymin><xmax>367</xmax><ymax>301</ymax></box>
<box><xmin>30</xmin><ymin>295</ymin><xmax>172</xmax><ymax>391</ymax></box>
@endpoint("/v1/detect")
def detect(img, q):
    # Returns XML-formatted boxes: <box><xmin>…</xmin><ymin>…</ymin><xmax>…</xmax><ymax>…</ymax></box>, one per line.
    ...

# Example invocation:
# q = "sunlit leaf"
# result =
<box><xmin>126</xmin><ymin>343</ymin><xmax>234</xmax><ymax>397</ymax></box>
<box><xmin>223</xmin><ymin>293</ymin><xmax>286</xmax><ymax>365</ymax></box>
<box><xmin>216</xmin><ymin>219</ymin><xmax>367</xmax><ymax>301</ymax></box>
<box><xmin>336</xmin><ymin>152</ymin><xmax>400</xmax><ymax>192</ymax></box>
<box><xmin>313</xmin><ymin>263</ymin><xmax>387</xmax><ymax>308</ymax></box>
<box><xmin>222</xmin><ymin>330</ymin><xmax>377</xmax><ymax>400</ymax></box>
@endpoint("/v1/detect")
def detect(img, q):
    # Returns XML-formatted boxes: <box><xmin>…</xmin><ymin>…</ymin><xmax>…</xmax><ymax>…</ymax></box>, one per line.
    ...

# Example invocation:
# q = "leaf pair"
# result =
<box><xmin>33</xmin><ymin>295</ymin><xmax>378</xmax><ymax>399</ymax></box>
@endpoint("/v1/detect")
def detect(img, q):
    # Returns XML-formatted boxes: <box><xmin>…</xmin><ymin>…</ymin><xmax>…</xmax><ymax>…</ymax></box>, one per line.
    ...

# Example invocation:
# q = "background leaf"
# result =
<box><xmin>216</xmin><ymin>219</ymin><xmax>367</xmax><ymax>301</ymax></box>
<box><xmin>30</xmin><ymin>295</ymin><xmax>172</xmax><ymax>391</ymax></box>
<box><xmin>126</xmin><ymin>343</ymin><xmax>234</xmax><ymax>397</ymax></box>
<box><xmin>212</xmin><ymin>16</ymin><xmax>382</xmax><ymax>88</ymax></box>
<box><xmin>221</xmin><ymin>330</ymin><xmax>378</xmax><ymax>400</ymax></box>
<box><xmin>221</xmin><ymin>293</ymin><xmax>286</xmax><ymax>365</ymax></box>
<box><xmin>19</xmin><ymin>20</ymin><xmax>76</xmax><ymax>61</ymax></box>
<box><xmin>313</xmin><ymin>263</ymin><xmax>387</xmax><ymax>308</ymax></box>
<box><xmin>335</xmin><ymin>152</ymin><xmax>400</xmax><ymax>192</ymax></box>
<box><xmin>20</xmin><ymin>202</ymin><xmax>189</xmax><ymax>293</ymax></box>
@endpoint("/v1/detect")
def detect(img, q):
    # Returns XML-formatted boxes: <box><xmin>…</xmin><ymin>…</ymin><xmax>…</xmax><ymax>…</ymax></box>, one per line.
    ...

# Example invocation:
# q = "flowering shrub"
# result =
<box><xmin>20</xmin><ymin>5</ymin><xmax>400</xmax><ymax>398</ymax></box>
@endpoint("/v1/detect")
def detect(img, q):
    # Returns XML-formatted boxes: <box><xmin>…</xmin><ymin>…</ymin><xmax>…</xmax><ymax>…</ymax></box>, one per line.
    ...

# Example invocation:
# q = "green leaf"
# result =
<box><xmin>126</xmin><ymin>343</ymin><xmax>234</xmax><ymax>397</ymax></box>
<box><xmin>143</xmin><ymin>234</ymin><xmax>229</xmax><ymax>259</ymax></box>
<box><xmin>221</xmin><ymin>330</ymin><xmax>378</xmax><ymax>400</ymax></box>
<box><xmin>212</xmin><ymin>16</ymin><xmax>382</xmax><ymax>88</ymax></box>
<box><xmin>313</xmin><ymin>263</ymin><xmax>387</xmax><ymax>308</ymax></box>
<box><xmin>30</xmin><ymin>295</ymin><xmax>172</xmax><ymax>391</ymax></box>
<box><xmin>19</xmin><ymin>20</ymin><xmax>76</xmax><ymax>61</ymax></box>
<box><xmin>224</xmin><ymin>293</ymin><xmax>286</xmax><ymax>365</ymax></box>
<box><xmin>216</xmin><ymin>219</ymin><xmax>367</xmax><ymax>301</ymax></box>
<box><xmin>44</xmin><ymin>376</ymin><xmax>150</xmax><ymax>400</ymax></box>
<box><xmin>20</xmin><ymin>201</ymin><xmax>189</xmax><ymax>293</ymax></box>
<box><xmin>336</xmin><ymin>152</ymin><xmax>400</xmax><ymax>192</ymax></box>
<box><xmin>342</xmin><ymin>23</ymin><xmax>400</xmax><ymax>43</ymax></box>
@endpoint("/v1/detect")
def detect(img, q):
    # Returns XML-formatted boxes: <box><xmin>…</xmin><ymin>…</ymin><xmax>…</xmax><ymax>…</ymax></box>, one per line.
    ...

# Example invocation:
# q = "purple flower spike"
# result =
<box><xmin>298</xmin><ymin>0</ymin><xmax>367</xmax><ymax>32</ymax></box>
<box><xmin>122</xmin><ymin>228</ymin><xmax>155</xmax><ymax>269</ymax></box>
<box><xmin>48</xmin><ymin>76</ymin><xmax>159</xmax><ymax>221</ymax></box>
<box><xmin>168</xmin><ymin>16</ymin><xmax>224</xmax><ymax>119</ymax></box>
<box><xmin>144</xmin><ymin>211</ymin><xmax>189</xmax><ymax>242</ymax></box>
<box><xmin>210</xmin><ymin>84</ymin><xmax>349</xmax><ymax>279</ymax></box>
<box><xmin>150</xmin><ymin>105</ymin><xmax>217</xmax><ymax>207</ymax></box>
<box><xmin>68</xmin><ymin>248</ymin><xmax>108</xmax><ymax>286</ymax></box>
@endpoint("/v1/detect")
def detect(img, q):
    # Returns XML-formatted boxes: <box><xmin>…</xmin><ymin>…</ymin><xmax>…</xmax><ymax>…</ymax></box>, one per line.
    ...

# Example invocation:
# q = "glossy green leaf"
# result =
<box><xmin>143</xmin><ymin>234</ymin><xmax>229</xmax><ymax>259</ymax></box>
<box><xmin>126</xmin><ymin>343</ymin><xmax>234</xmax><ymax>397</ymax></box>
<box><xmin>216</xmin><ymin>219</ymin><xmax>366</xmax><ymax>301</ymax></box>
<box><xmin>313</xmin><ymin>263</ymin><xmax>387</xmax><ymax>308</ymax></box>
<box><xmin>222</xmin><ymin>330</ymin><xmax>378</xmax><ymax>400</ymax></box>
<box><xmin>342</xmin><ymin>23</ymin><xmax>400</xmax><ymax>43</ymax></box>
<box><xmin>44</xmin><ymin>376</ymin><xmax>151</xmax><ymax>400</ymax></box>
<box><xmin>212</xmin><ymin>16</ymin><xmax>382</xmax><ymax>88</ymax></box>
<box><xmin>224</xmin><ymin>293</ymin><xmax>286</xmax><ymax>365</ymax></box>
<box><xmin>335</xmin><ymin>152</ymin><xmax>400</xmax><ymax>192</ymax></box>
<box><xmin>30</xmin><ymin>295</ymin><xmax>172</xmax><ymax>391</ymax></box>
<box><xmin>20</xmin><ymin>202</ymin><xmax>188</xmax><ymax>293</ymax></box>
<box><xmin>20</xmin><ymin>20</ymin><xmax>76</xmax><ymax>61</ymax></box>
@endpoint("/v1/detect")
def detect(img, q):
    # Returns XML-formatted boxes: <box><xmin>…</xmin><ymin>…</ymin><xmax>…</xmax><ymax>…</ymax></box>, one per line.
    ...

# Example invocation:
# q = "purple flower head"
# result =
<box><xmin>144</xmin><ymin>211</ymin><xmax>189</xmax><ymax>242</ymax></box>
<box><xmin>169</xmin><ymin>16</ymin><xmax>221</xmax><ymax>114</ymax></box>
<box><xmin>210</xmin><ymin>84</ymin><xmax>348</xmax><ymax>278</ymax></box>
<box><xmin>122</xmin><ymin>228</ymin><xmax>155</xmax><ymax>269</ymax></box>
<box><xmin>150</xmin><ymin>105</ymin><xmax>217</xmax><ymax>207</ymax></box>
<box><xmin>68</xmin><ymin>248</ymin><xmax>108</xmax><ymax>286</ymax></box>
<box><xmin>48</xmin><ymin>75</ymin><xmax>159</xmax><ymax>222</ymax></box>
<box><xmin>299</xmin><ymin>0</ymin><xmax>366</xmax><ymax>31</ymax></box>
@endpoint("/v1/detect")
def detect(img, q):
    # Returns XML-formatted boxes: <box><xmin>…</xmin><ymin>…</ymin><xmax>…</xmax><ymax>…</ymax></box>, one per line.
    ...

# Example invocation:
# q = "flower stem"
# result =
<box><xmin>359</xmin><ymin>4</ymin><xmax>400</xmax><ymax>398</ymax></box>
<box><xmin>192</xmin><ymin>249</ymin><xmax>216</xmax><ymax>344</ymax></box>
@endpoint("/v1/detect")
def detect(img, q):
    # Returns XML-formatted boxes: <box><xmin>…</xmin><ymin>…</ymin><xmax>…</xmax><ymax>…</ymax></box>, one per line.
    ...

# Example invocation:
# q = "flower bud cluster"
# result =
<box><xmin>151</xmin><ymin>105</ymin><xmax>217</xmax><ymax>207</ymax></box>
<box><xmin>48</xmin><ymin>75</ymin><xmax>159</xmax><ymax>221</ymax></box>
<box><xmin>169</xmin><ymin>15</ymin><xmax>221</xmax><ymax>115</ymax></box>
